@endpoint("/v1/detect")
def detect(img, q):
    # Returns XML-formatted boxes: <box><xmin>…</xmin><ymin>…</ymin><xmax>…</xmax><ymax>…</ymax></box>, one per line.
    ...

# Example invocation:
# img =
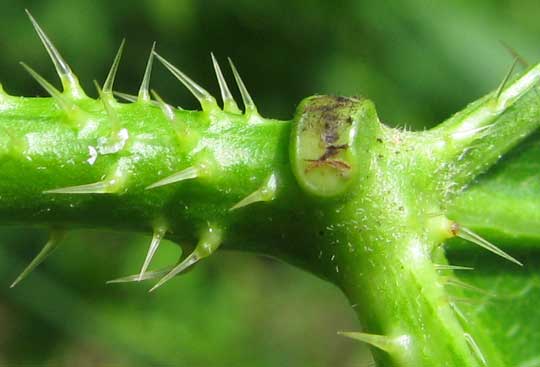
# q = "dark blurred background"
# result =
<box><xmin>0</xmin><ymin>0</ymin><xmax>538</xmax><ymax>366</ymax></box>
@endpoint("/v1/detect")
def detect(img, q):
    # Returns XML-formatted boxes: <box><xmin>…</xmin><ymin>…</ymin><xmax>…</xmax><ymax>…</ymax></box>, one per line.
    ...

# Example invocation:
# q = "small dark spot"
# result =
<box><xmin>376</xmin><ymin>138</ymin><xmax>383</xmax><ymax>143</ymax></box>
<box><xmin>318</xmin><ymin>230</ymin><xmax>325</xmax><ymax>237</ymax></box>
<box><xmin>450</xmin><ymin>222</ymin><xmax>460</xmax><ymax>236</ymax></box>
<box><xmin>324</xmin><ymin>130</ymin><xmax>339</xmax><ymax>144</ymax></box>
<box><xmin>399</xmin><ymin>206</ymin><xmax>404</xmax><ymax>211</ymax></box>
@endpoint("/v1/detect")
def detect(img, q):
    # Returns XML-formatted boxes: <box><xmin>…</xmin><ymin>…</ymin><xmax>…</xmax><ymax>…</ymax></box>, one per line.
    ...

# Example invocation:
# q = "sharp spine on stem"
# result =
<box><xmin>153</xmin><ymin>51</ymin><xmax>218</xmax><ymax>112</ymax></box>
<box><xmin>495</xmin><ymin>57</ymin><xmax>519</xmax><ymax>101</ymax></box>
<box><xmin>449</xmin><ymin>296</ymin><xmax>487</xmax><ymax>306</ymax></box>
<box><xmin>44</xmin><ymin>159</ymin><xmax>130</xmax><ymax>194</ymax></box>
<box><xmin>464</xmin><ymin>333</ymin><xmax>487</xmax><ymax>365</ymax></box>
<box><xmin>228</xmin><ymin>57</ymin><xmax>262</xmax><ymax>122</ymax></box>
<box><xmin>138</xmin><ymin>225</ymin><xmax>168</xmax><ymax>281</ymax></box>
<box><xmin>25</xmin><ymin>9</ymin><xmax>85</xmax><ymax>98</ymax></box>
<box><xmin>150</xmin><ymin>89</ymin><xmax>200</xmax><ymax>151</ymax></box>
<box><xmin>151</xmin><ymin>90</ymin><xmax>176</xmax><ymax>121</ymax></box>
<box><xmin>211</xmin><ymin>53</ymin><xmax>241</xmax><ymax>113</ymax></box>
<box><xmin>146</xmin><ymin>166</ymin><xmax>199</xmax><ymax>189</ymax></box>
<box><xmin>138</xmin><ymin>42</ymin><xmax>156</xmax><ymax>102</ymax></box>
<box><xmin>450</xmin><ymin>302</ymin><xmax>469</xmax><ymax>323</ymax></box>
<box><xmin>149</xmin><ymin>224</ymin><xmax>223</xmax><ymax>292</ymax></box>
<box><xmin>103</xmin><ymin>39</ymin><xmax>126</xmax><ymax>98</ymax></box>
<box><xmin>95</xmin><ymin>81</ymin><xmax>119</xmax><ymax>120</ymax></box>
<box><xmin>500</xmin><ymin>41</ymin><xmax>529</xmax><ymax>68</ymax></box>
<box><xmin>454</xmin><ymin>224</ymin><xmax>522</xmax><ymax>266</ymax></box>
<box><xmin>114</xmin><ymin>91</ymin><xmax>138</xmax><ymax>103</ymax></box>
<box><xmin>115</xmin><ymin>91</ymin><xmax>160</xmax><ymax>107</ymax></box>
<box><xmin>107</xmin><ymin>266</ymin><xmax>175</xmax><ymax>284</ymax></box>
<box><xmin>11</xmin><ymin>230</ymin><xmax>66</xmax><ymax>288</ymax></box>
<box><xmin>443</xmin><ymin>277</ymin><xmax>495</xmax><ymax>297</ymax></box>
<box><xmin>337</xmin><ymin>331</ymin><xmax>408</xmax><ymax>354</ymax></box>
<box><xmin>44</xmin><ymin>181</ymin><xmax>112</xmax><ymax>194</ymax></box>
<box><xmin>146</xmin><ymin>152</ymin><xmax>216</xmax><ymax>190</ymax></box>
<box><xmin>434</xmin><ymin>264</ymin><xmax>474</xmax><ymax>271</ymax></box>
<box><xmin>230</xmin><ymin>173</ymin><xmax>278</xmax><ymax>210</ymax></box>
<box><xmin>20</xmin><ymin>62</ymin><xmax>78</xmax><ymax>115</ymax></box>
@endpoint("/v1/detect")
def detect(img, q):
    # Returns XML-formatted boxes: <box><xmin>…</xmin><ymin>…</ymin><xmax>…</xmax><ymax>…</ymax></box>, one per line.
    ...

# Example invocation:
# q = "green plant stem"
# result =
<box><xmin>3</xmin><ymin>52</ymin><xmax>540</xmax><ymax>365</ymax></box>
<box><xmin>428</xmin><ymin>63</ymin><xmax>540</xmax><ymax>189</ymax></box>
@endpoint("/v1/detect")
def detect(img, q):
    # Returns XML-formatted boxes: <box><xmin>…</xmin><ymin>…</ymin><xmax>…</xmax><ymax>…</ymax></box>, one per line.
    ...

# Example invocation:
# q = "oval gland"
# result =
<box><xmin>291</xmin><ymin>95</ymin><xmax>363</xmax><ymax>197</ymax></box>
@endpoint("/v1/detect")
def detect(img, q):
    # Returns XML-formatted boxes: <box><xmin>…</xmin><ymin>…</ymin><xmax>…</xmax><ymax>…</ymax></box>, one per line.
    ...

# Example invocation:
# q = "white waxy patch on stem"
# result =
<box><xmin>456</xmin><ymin>225</ymin><xmax>522</xmax><ymax>266</ymax></box>
<box><xmin>153</xmin><ymin>51</ymin><xmax>218</xmax><ymax>112</ymax></box>
<box><xmin>138</xmin><ymin>226</ymin><xmax>167</xmax><ymax>281</ymax></box>
<box><xmin>211</xmin><ymin>53</ymin><xmax>241</xmax><ymax>114</ymax></box>
<box><xmin>451</xmin><ymin>124</ymin><xmax>493</xmax><ymax>141</ymax></box>
<box><xmin>138</xmin><ymin>42</ymin><xmax>156</xmax><ymax>102</ymax></box>
<box><xmin>230</xmin><ymin>173</ymin><xmax>278</xmax><ymax>210</ymax></box>
<box><xmin>149</xmin><ymin>224</ymin><xmax>223</xmax><ymax>292</ymax></box>
<box><xmin>25</xmin><ymin>10</ymin><xmax>85</xmax><ymax>98</ymax></box>
<box><xmin>10</xmin><ymin>230</ymin><xmax>66</xmax><ymax>288</ymax></box>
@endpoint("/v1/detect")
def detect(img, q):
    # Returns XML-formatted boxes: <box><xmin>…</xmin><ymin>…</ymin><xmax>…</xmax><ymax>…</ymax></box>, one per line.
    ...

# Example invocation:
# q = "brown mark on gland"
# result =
<box><xmin>306</xmin><ymin>144</ymin><xmax>350</xmax><ymax>171</ymax></box>
<box><xmin>303</xmin><ymin>96</ymin><xmax>359</xmax><ymax>174</ymax></box>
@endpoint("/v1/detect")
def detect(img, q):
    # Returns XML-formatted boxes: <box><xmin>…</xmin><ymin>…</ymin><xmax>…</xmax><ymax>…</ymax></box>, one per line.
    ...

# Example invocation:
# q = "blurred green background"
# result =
<box><xmin>0</xmin><ymin>0</ymin><xmax>539</xmax><ymax>366</ymax></box>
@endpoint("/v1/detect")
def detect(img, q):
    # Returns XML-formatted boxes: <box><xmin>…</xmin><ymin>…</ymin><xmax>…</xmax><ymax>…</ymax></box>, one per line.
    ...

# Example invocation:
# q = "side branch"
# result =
<box><xmin>427</xmin><ymin>62</ymin><xmax>540</xmax><ymax>187</ymax></box>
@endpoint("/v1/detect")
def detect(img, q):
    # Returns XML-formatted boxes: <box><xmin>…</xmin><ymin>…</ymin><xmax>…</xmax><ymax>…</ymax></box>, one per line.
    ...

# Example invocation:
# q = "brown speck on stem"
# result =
<box><xmin>450</xmin><ymin>222</ymin><xmax>460</xmax><ymax>237</ymax></box>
